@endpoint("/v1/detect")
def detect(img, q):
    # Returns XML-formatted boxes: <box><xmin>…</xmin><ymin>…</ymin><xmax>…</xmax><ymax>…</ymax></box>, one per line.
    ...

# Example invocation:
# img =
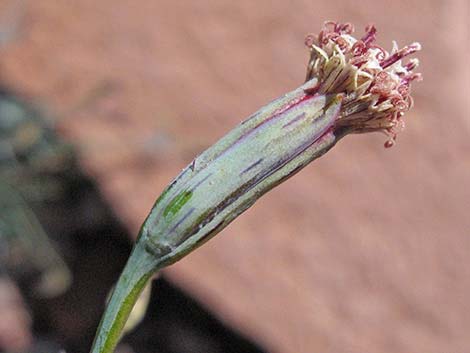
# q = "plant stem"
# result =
<box><xmin>89</xmin><ymin>241</ymin><xmax>159</xmax><ymax>353</ymax></box>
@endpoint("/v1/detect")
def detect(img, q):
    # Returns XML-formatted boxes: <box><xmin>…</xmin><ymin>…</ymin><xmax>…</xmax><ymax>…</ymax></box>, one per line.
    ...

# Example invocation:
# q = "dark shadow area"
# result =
<box><xmin>125</xmin><ymin>278</ymin><xmax>265</xmax><ymax>353</ymax></box>
<box><xmin>0</xmin><ymin>89</ymin><xmax>267</xmax><ymax>353</ymax></box>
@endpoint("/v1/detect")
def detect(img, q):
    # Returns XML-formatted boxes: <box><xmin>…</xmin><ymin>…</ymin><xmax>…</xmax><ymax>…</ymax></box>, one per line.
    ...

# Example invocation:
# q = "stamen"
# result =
<box><xmin>361</xmin><ymin>24</ymin><xmax>377</xmax><ymax>45</ymax></box>
<box><xmin>380</xmin><ymin>42</ymin><xmax>422</xmax><ymax>69</ymax></box>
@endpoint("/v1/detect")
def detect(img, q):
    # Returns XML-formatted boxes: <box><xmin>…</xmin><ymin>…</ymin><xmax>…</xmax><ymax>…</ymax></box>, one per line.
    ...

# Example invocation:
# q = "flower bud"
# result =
<box><xmin>140</xmin><ymin>84</ymin><xmax>342</xmax><ymax>265</ymax></box>
<box><xmin>140</xmin><ymin>22</ymin><xmax>422</xmax><ymax>263</ymax></box>
<box><xmin>91</xmin><ymin>22</ymin><xmax>421</xmax><ymax>353</ymax></box>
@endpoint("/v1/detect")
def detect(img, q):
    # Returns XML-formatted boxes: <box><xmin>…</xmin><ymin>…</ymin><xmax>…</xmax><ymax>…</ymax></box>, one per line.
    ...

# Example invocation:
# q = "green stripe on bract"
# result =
<box><xmin>163</xmin><ymin>190</ymin><xmax>193</xmax><ymax>218</ymax></box>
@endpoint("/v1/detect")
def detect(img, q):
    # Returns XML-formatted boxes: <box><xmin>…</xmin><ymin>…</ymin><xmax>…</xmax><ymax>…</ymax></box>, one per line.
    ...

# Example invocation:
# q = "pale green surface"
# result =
<box><xmin>90</xmin><ymin>242</ymin><xmax>157</xmax><ymax>353</ymax></box>
<box><xmin>90</xmin><ymin>82</ymin><xmax>343</xmax><ymax>353</ymax></box>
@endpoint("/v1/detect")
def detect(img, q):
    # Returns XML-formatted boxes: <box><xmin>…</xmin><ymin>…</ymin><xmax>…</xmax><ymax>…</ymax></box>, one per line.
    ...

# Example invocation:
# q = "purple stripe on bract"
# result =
<box><xmin>190</xmin><ymin>172</ymin><xmax>213</xmax><ymax>192</ymax></box>
<box><xmin>240</xmin><ymin>158</ymin><xmax>264</xmax><ymax>175</ymax></box>
<box><xmin>168</xmin><ymin>207</ymin><xmax>196</xmax><ymax>233</ymax></box>
<box><xmin>282</xmin><ymin>112</ymin><xmax>307</xmax><ymax>128</ymax></box>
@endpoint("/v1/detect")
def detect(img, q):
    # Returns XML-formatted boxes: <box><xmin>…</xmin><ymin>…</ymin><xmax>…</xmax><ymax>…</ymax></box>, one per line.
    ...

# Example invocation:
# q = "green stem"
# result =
<box><xmin>89</xmin><ymin>241</ymin><xmax>159</xmax><ymax>353</ymax></box>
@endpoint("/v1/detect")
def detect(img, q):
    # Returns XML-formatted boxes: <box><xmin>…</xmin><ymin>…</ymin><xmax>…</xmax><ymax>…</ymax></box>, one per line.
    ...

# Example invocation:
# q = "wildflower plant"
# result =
<box><xmin>90</xmin><ymin>22</ymin><xmax>422</xmax><ymax>353</ymax></box>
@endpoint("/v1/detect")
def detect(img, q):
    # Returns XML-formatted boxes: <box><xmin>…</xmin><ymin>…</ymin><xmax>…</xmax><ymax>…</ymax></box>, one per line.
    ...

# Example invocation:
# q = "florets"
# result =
<box><xmin>304</xmin><ymin>22</ymin><xmax>422</xmax><ymax>147</ymax></box>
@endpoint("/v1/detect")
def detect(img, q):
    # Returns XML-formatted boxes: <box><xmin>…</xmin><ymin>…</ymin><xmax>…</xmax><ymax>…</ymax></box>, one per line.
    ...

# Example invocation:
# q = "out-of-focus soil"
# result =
<box><xmin>1</xmin><ymin>1</ymin><xmax>469</xmax><ymax>352</ymax></box>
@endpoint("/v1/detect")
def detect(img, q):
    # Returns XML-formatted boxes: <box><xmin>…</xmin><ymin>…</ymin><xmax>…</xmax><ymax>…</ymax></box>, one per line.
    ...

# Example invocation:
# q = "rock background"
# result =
<box><xmin>1</xmin><ymin>1</ymin><xmax>469</xmax><ymax>352</ymax></box>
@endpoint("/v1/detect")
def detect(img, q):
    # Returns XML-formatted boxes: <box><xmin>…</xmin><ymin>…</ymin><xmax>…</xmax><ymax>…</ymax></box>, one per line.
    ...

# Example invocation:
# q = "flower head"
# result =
<box><xmin>304</xmin><ymin>22</ymin><xmax>422</xmax><ymax>147</ymax></box>
<box><xmin>91</xmin><ymin>21</ymin><xmax>423</xmax><ymax>353</ymax></box>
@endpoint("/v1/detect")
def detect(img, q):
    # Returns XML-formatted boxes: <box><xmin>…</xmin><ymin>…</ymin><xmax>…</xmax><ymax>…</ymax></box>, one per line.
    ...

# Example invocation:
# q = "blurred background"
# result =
<box><xmin>0</xmin><ymin>0</ymin><xmax>469</xmax><ymax>352</ymax></box>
